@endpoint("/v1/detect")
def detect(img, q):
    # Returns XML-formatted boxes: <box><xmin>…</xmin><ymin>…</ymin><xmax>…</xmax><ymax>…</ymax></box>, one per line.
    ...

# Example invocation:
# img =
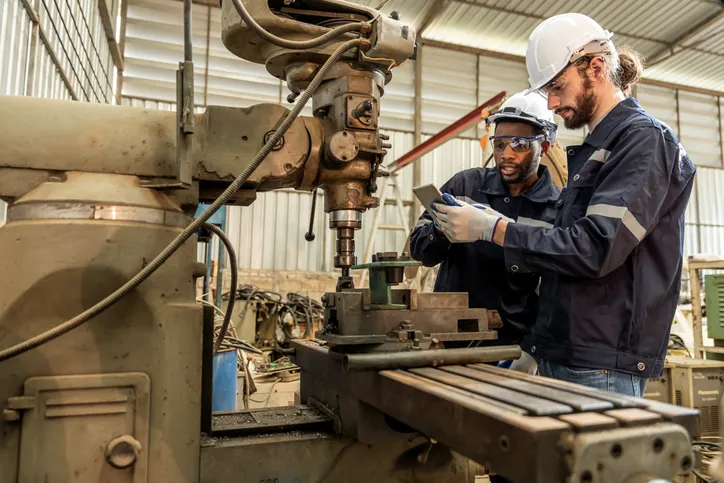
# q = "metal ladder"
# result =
<box><xmin>358</xmin><ymin>173</ymin><xmax>419</xmax><ymax>288</ymax></box>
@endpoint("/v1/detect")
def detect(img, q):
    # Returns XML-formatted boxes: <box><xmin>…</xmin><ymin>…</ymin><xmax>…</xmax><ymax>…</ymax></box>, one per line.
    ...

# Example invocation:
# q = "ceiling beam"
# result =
<box><xmin>451</xmin><ymin>0</ymin><xmax>669</xmax><ymax>47</ymax></box>
<box><xmin>422</xmin><ymin>38</ymin><xmax>724</xmax><ymax>98</ymax></box>
<box><xmin>450</xmin><ymin>0</ymin><xmax>724</xmax><ymax>60</ymax></box>
<box><xmin>647</xmin><ymin>10</ymin><xmax>724</xmax><ymax>67</ymax></box>
<box><xmin>418</xmin><ymin>0</ymin><xmax>450</xmax><ymax>34</ymax></box>
<box><xmin>423</xmin><ymin>38</ymin><xmax>524</xmax><ymax>63</ymax></box>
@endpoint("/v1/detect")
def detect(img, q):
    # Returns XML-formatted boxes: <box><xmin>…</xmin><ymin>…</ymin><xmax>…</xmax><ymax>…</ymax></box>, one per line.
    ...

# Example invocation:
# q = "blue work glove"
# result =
<box><xmin>433</xmin><ymin>195</ymin><xmax>512</xmax><ymax>243</ymax></box>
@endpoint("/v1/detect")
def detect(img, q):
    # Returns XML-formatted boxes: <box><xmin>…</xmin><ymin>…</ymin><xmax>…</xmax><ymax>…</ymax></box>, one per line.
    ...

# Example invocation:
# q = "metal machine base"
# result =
<box><xmin>293</xmin><ymin>339</ymin><xmax>699</xmax><ymax>483</ymax></box>
<box><xmin>201</xmin><ymin>408</ymin><xmax>477</xmax><ymax>483</ymax></box>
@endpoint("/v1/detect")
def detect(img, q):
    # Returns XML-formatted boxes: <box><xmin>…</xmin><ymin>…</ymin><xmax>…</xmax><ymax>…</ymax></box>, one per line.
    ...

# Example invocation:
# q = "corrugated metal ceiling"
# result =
<box><xmin>377</xmin><ymin>0</ymin><xmax>724</xmax><ymax>93</ymax></box>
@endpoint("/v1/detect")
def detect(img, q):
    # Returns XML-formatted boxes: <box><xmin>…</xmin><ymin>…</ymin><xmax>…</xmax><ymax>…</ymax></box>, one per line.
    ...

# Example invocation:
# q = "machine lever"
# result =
<box><xmin>305</xmin><ymin>189</ymin><xmax>318</xmax><ymax>242</ymax></box>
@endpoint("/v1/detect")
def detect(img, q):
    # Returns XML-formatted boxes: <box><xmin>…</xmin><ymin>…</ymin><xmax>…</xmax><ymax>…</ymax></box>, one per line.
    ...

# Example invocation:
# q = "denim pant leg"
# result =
<box><xmin>539</xmin><ymin>360</ymin><xmax>647</xmax><ymax>397</ymax></box>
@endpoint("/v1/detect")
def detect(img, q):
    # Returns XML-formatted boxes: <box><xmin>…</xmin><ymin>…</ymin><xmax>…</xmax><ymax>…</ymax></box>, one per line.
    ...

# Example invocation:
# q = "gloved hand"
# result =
<box><xmin>509</xmin><ymin>351</ymin><xmax>538</xmax><ymax>374</ymax></box>
<box><xmin>433</xmin><ymin>194</ymin><xmax>511</xmax><ymax>243</ymax></box>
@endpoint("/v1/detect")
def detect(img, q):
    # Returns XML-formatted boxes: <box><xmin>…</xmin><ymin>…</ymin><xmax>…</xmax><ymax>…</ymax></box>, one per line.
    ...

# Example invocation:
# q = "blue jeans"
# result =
<box><xmin>538</xmin><ymin>360</ymin><xmax>647</xmax><ymax>397</ymax></box>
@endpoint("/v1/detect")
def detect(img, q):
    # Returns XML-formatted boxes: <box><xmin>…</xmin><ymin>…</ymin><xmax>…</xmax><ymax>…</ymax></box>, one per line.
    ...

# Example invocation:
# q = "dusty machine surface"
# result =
<box><xmin>0</xmin><ymin>1</ymin><xmax>701</xmax><ymax>482</ymax></box>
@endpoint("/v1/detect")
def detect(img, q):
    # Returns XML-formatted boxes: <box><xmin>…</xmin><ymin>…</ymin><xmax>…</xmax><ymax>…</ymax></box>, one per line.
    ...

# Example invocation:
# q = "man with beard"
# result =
<box><xmin>410</xmin><ymin>91</ymin><xmax>559</xmax><ymax>372</ymax></box>
<box><xmin>434</xmin><ymin>13</ymin><xmax>696</xmax><ymax>396</ymax></box>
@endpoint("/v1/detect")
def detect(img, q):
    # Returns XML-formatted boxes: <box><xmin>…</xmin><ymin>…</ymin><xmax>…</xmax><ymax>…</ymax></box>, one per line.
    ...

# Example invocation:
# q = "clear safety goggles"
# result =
<box><xmin>489</xmin><ymin>135</ymin><xmax>546</xmax><ymax>153</ymax></box>
<box><xmin>536</xmin><ymin>44</ymin><xmax>611</xmax><ymax>98</ymax></box>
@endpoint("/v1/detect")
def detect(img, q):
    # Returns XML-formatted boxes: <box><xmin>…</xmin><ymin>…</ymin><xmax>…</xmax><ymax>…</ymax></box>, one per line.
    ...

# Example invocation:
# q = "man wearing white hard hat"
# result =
<box><xmin>434</xmin><ymin>13</ymin><xmax>696</xmax><ymax>396</ymax></box>
<box><xmin>410</xmin><ymin>91</ymin><xmax>559</xmax><ymax>369</ymax></box>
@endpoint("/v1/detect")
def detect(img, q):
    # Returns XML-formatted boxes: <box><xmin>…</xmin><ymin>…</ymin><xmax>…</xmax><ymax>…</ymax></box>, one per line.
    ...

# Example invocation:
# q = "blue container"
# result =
<box><xmin>212</xmin><ymin>349</ymin><xmax>238</xmax><ymax>412</ymax></box>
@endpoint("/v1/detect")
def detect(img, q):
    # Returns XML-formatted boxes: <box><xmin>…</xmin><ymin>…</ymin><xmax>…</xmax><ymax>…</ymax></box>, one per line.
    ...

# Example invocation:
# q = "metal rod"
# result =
<box><xmin>24</xmin><ymin>21</ymin><xmax>39</xmax><ymax>97</ymax></box>
<box><xmin>115</xmin><ymin>0</ymin><xmax>129</xmax><ymax>105</ymax></box>
<box><xmin>184</xmin><ymin>0</ymin><xmax>193</xmax><ymax>62</ymax></box>
<box><xmin>718</xmin><ymin>96</ymin><xmax>724</xmax><ymax>168</ymax></box>
<box><xmin>203</xmin><ymin>239</ymin><xmax>213</xmax><ymax>303</ymax></box>
<box><xmin>341</xmin><ymin>345</ymin><xmax>521</xmax><ymax>373</ymax></box>
<box><xmin>203</xmin><ymin>6</ymin><xmax>211</xmax><ymax>105</ymax></box>
<box><xmin>305</xmin><ymin>189</ymin><xmax>318</xmax><ymax>242</ymax></box>
<box><xmin>389</xmin><ymin>91</ymin><xmax>506</xmax><ymax>173</ymax></box>
<box><xmin>412</xmin><ymin>42</ymin><xmax>423</xmax><ymax>226</ymax></box>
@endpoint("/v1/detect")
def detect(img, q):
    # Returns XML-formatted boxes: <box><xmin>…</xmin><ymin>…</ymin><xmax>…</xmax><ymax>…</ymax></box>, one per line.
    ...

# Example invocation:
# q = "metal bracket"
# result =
<box><xmin>7</xmin><ymin>395</ymin><xmax>36</xmax><ymax>410</ymax></box>
<box><xmin>144</xmin><ymin>60</ymin><xmax>194</xmax><ymax>191</ymax></box>
<box><xmin>307</xmin><ymin>396</ymin><xmax>342</xmax><ymax>434</ymax></box>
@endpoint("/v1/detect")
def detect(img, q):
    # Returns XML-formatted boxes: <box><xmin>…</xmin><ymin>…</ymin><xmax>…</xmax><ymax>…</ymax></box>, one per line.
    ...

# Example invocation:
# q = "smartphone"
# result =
<box><xmin>413</xmin><ymin>184</ymin><xmax>445</xmax><ymax>214</ymax></box>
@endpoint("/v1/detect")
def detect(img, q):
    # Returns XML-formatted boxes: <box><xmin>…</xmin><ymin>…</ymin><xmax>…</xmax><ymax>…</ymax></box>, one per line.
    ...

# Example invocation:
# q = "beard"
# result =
<box><xmin>498</xmin><ymin>150</ymin><xmax>540</xmax><ymax>185</ymax></box>
<box><xmin>560</xmin><ymin>75</ymin><xmax>596</xmax><ymax>130</ymax></box>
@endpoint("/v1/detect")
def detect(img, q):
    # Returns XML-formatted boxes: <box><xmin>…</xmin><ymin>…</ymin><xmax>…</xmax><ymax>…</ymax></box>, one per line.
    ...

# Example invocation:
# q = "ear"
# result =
<box><xmin>589</xmin><ymin>57</ymin><xmax>606</xmax><ymax>79</ymax></box>
<box><xmin>540</xmin><ymin>140</ymin><xmax>551</xmax><ymax>154</ymax></box>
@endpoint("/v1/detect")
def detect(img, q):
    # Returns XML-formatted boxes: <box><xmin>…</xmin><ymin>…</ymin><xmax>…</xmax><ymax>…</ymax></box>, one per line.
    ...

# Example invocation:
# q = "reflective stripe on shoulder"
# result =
<box><xmin>415</xmin><ymin>218</ymin><xmax>432</xmax><ymax>228</ymax></box>
<box><xmin>516</xmin><ymin>217</ymin><xmax>553</xmax><ymax>229</ymax></box>
<box><xmin>588</xmin><ymin>149</ymin><xmax>611</xmax><ymax>163</ymax></box>
<box><xmin>586</xmin><ymin>204</ymin><xmax>646</xmax><ymax>241</ymax></box>
<box><xmin>678</xmin><ymin>142</ymin><xmax>687</xmax><ymax>162</ymax></box>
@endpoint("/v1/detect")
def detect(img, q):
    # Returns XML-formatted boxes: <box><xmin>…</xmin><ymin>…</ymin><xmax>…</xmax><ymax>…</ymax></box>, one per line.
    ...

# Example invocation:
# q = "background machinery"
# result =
<box><xmin>0</xmin><ymin>1</ymin><xmax>701</xmax><ymax>482</ymax></box>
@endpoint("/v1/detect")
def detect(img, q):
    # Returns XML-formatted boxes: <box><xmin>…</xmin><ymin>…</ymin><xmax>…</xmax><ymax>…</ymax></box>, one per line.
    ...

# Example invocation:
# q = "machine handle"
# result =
<box><xmin>305</xmin><ymin>189</ymin><xmax>318</xmax><ymax>242</ymax></box>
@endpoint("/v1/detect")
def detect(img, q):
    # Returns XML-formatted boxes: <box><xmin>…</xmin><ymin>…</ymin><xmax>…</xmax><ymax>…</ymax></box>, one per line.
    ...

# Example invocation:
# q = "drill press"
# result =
<box><xmin>0</xmin><ymin>2</ymin><xmax>702</xmax><ymax>482</ymax></box>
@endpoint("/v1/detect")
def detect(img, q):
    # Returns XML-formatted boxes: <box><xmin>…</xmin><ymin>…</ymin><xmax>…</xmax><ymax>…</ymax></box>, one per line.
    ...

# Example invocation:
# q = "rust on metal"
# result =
<box><xmin>342</xmin><ymin>346</ymin><xmax>521</xmax><ymax>373</ymax></box>
<box><xmin>557</xmin><ymin>412</ymin><xmax>620</xmax><ymax>432</ymax></box>
<box><xmin>467</xmin><ymin>364</ymin><xmax>644</xmax><ymax>409</ymax></box>
<box><xmin>443</xmin><ymin>365</ymin><xmax>613</xmax><ymax>412</ymax></box>
<box><xmin>409</xmin><ymin>367</ymin><xmax>574</xmax><ymax>416</ymax></box>
<box><xmin>604</xmin><ymin>408</ymin><xmax>663</xmax><ymax>427</ymax></box>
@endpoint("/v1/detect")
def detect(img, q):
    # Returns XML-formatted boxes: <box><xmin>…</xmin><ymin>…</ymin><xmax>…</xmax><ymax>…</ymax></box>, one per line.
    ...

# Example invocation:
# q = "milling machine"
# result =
<box><xmin>0</xmin><ymin>1</ymin><xmax>702</xmax><ymax>482</ymax></box>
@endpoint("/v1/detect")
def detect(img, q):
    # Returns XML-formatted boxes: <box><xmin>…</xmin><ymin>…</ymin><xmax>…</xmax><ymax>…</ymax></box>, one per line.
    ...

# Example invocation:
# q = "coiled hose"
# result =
<box><xmin>230</xmin><ymin>0</ymin><xmax>368</xmax><ymax>50</ymax></box>
<box><xmin>202</xmin><ymin>222</ymin><xmax>238</xmax><ymax>356</ymax></box>
<box><xmin>0</xmin><ymin>38</ymin><xmax>364</xmax><ymax>363</ymax></box>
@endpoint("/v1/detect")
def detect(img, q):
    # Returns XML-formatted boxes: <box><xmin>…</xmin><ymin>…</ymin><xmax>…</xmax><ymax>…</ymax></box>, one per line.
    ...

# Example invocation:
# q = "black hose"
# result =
<box><xmin>204</xmin><ymin>223</ymin><xmax>238</xmax><ymax>355</ymax></box>
<box><xmin>0</xmin><ymin>38</ymin><xmax>364</xmax><ymax>363</ymax></box>
<box><xmin>230</xmin><ymin>0</ymin><xmax>367</xmax><ymax>50</ymax></box>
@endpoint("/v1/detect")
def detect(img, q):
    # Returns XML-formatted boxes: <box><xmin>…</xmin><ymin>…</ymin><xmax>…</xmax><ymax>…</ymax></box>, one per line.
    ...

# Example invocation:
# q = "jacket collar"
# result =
<box><xmin>478</xmin><ymin>165</ymin><xmax>557</xmax><ymax>203</ymax></box>
<box><xmin>585</xmin><ymin>97</ymin><xmax>642</xmax><ymax>148</ymax></box>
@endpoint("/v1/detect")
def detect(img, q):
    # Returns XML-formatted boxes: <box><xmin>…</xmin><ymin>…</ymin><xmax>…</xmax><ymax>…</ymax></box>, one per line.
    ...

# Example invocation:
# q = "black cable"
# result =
<box><xmin>669</xmin><ymin>333</ymin><xmax>693</xmax><ymax>358</ymax></box>
<box><xmin>693</xmin><ymin>469</ymin><xmax>717</xmax><ymax>483</ymax></box>
<box><xmin>230</xmin><ymin>0</ymin><xmax>368</xmax><ymax>50</ymax></box>
<box><xmin>234</xmin><ymin>286</ymin><xmax>322</xmax><ymax>341</ymax></box>
<box><xmin>204</xmin><ymin>223</ymin><xmax>238</xmax><ymax>355</ymax></box>
<box><xmin>0</xmin><ymin>38</ymin><xmax>364</xmax><ymax>363</ymax></box>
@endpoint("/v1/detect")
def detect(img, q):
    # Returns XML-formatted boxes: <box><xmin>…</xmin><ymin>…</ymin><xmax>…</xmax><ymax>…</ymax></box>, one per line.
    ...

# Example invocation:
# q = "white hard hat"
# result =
<box><xmin>487</xmin><ymin>91</ymin><xmax>558</xmax><ymax>143</ymax></box>
<box><xmin>525</xmin><ymin>13</ymin><xmax>614</xmax><ymax>94</ymax></box>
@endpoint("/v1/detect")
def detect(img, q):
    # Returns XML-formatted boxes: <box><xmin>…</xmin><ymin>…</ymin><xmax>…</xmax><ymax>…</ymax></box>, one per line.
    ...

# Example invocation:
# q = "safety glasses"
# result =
<box><xmin>537</xmin><ymin>56</ymin><xmax>595</xmax><ymax>98</ymax></box>
<box><xmin>489</xmin><ymin>135</ymin><xmax>545</xmax><ymax>153</ymax></box>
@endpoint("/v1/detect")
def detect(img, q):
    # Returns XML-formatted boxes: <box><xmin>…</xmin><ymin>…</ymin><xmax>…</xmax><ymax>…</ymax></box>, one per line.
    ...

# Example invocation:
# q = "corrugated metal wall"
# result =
<box><xmin>123</xmin><ymin>0</ymin><xmax>414</xmax><ymax>130</ymax></box>
<box><xmin>0</xmin><ymin>0</ymin><xmax>115</xmax><ymax>224</ymax></box>
<box><xmin>119</xmin><ymin>1</ymin><xmax>724</xmax><ymax>273</ymax></box>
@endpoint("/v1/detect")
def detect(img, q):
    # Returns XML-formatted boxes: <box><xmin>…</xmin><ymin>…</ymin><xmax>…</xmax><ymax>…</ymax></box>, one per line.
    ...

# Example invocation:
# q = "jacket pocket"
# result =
<box><xmin>568</xmin><ymin>180</ymin><xmax>595</xmax><ymax>221</ymax></box>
